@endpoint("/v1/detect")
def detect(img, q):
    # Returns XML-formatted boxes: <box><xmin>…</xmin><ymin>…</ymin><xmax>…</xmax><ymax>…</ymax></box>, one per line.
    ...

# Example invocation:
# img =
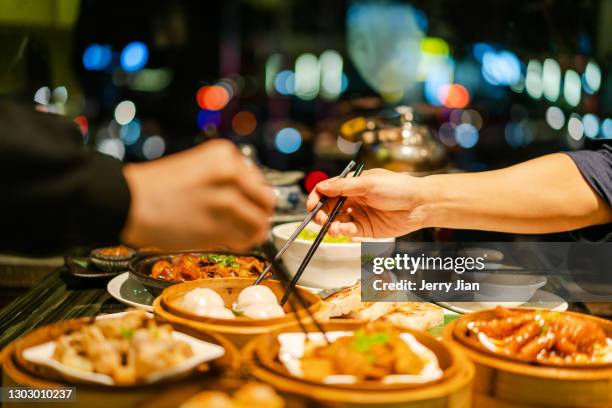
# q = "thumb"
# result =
<box><xmin>316</xmin><ymin>176</ymin><xmax>370</xmax><ymax>197</ymax></box>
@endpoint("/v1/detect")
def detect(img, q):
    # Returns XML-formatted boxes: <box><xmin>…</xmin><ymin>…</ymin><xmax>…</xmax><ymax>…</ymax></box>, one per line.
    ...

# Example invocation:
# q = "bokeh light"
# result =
<box><xmin>505</xmin><ymin>121</ymin><xmax>534</xmax><ymax>148</ymax></box>
<box><xmin>455</xmin><ymin>123</ymin><xmax>479</xmax><ymax>148</ymax></box>
<box><xmin>319</xmin><ymin>50</ymin><xmax>343</xmax><ymax>100</ymax></box>
<box><xmin>83</xmin><ymin>44</ymin><xmax>112</xmax><ymax>71</ymax></box>
<box><xmin>525</xmin><ymin>60</ymin><xmax>543</xmax><ymax>99</ymax></box>
<box><xmin>472</xmin><ymin>42</ymin><xmax>494</xmax><ymax>62</ymax></box>
<box><xmin>438</xmin><ymin>122</ymin><xmax>456</xmax><ymax>146</ymax></box>
<box><xmin>542</xmin><ymin>59</ymin><xmax>561</xmax><ymax>102</ymax></box>
<box><xmin>232</xmin><ymin>111</ymin><xmax>257</xmax><ymax>136</ymax></box>
<box><xmin>196</xmin><ymin>110</ymin><xmax>221</xmax><ymax>129</ymax></box>
<box><xmin>461</xmin><ymin>109</ymin><xmax>483</xmax><ymax>129</ymax></box>
<box><xmin>601</xmin><ymin>119</ymin><xmax>612</xmax><ymax>139</ymax></box>
<box><xmin>295</xmin><ymin>53</ymin><xmax>320</xmax><ymax>100</ymax></box>
<box><xmin>438</xmin><ymin>84</ymin><xmax>470</xmax><ymax>108</ymax></box>
<box><xmin>275</xmin><ymin>127</ymin><xmax>302</xmax><ymax>154</ymax></box>
<box><xmin>563</xmin><ymin>70</ymin><xmax>581</xmax><ymax>107</ymax></box>
<box><xmin>120</xmin><ymin>119</ymin><xmax>141</xmax><ymax>145</ymax></box>
<box><xmin>582</xmin><ymin>60</ymin><xmax>601</xmax><ymax>94</ymax></box>
<box><xmin>481</xmin><ymin>50</ymin><xmax>521</xmax><ymax>86</ymax></box>
<box><xmin>97</xmin><ymin>138</ymin><xmax>125</xmax><ymax>160</ymax></box>
<box><xmin>567</xmin><ymin>114</ymin><xmax>584</xmax><ymax>141</ymax></box>
<box><xmin>114</xmin><ymin>100</ymin><xmax>136</xmax><ymax>125</ymax></box>
<box><xmin>337</xmin><ymin>136</ymin><xmax>361</xmax><ymax>154</ymax></box>
<box><xmin>582</xmin><ymin>114</ymin><xmax>599</xmax><ymax>138</ymax></box>
<box><xmin>73</xmin><ymin>115</ymin><xmax>89</xmax><ymax>136</ymax></box>
<box><xmin>34</xmin><ymin>87</ymin><xmax>50</xmax><ymax>105</ymax></box>
<box><xmin>196</xmin><ymin>85</ymin><xmax>230</xmax><ymax>110</ymax></box>
<box><xmin>545</xmin><ymin>106</ymin><xmax>565</xmax><ymax>130</ymax></box>
<box><xmin>304</xmin><ymin>170</ymin><xmax>329</xmax><ymax>192</ymax></box>
<box><xmin>274</xmin><ymin>70</ymin><xmax>295</xmax><ymax>96</ymax></box>
<box><xmin>120</xmin><ymin>41</ymin><xmax>148</xmax><ymax>72</ymax></box>
<box><xmin>142</xmin><ymin>135</ymin><xmax>166</xmax><ymax>160</ymax></box>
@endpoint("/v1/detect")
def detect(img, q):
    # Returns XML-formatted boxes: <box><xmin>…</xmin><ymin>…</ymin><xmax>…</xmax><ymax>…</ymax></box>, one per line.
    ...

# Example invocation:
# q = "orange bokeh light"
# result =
<box><xmin>438</xmin><ymin>84</ymin><xmax>470</xmax><ymax>108</ymax></box>
<box><xmin>196</xmin><ymin>85</ymin><xmax>230</xmax><ymax>111</ymax></box>
<box><xmin>232</xmin><ymin>111</ymin><xmax>257</xmax><ymax>136</ymax></box>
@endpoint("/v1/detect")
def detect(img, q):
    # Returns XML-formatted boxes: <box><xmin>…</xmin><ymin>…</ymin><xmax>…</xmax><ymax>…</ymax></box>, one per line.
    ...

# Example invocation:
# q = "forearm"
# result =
<box><xmin>420</xmin><ymin>153</ymin><xmax>612</xmax><ymax>233</ymax></box>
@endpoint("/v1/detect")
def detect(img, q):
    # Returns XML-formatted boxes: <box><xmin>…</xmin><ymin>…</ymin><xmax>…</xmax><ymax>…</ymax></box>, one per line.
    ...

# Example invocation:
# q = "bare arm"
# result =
<box><xmin>422</xmin><ymin>153</ymin><xmax>612</xmax><ymax>234</ymax></box>
<box><xmin>308</xmin><ymin>153</ymin><xmax>612</xmax><ymax>237</ymax></box>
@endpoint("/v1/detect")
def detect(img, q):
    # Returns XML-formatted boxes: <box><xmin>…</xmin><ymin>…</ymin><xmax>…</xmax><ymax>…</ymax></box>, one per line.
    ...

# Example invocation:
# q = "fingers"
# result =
<box><xmin>306</xmin><ymin>189</ymin><xmax>322</xmax><ymax>212</ymax></box>
<box><xmin>315</xmin><ymin>174</ymin><xmax>371</xmax><ymax>198</ymax></box>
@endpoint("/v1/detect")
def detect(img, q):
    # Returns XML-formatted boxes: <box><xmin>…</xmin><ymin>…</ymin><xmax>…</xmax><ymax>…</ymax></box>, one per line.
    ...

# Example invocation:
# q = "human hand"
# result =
<box><xmin>306</xmin><ymin>168</ymin><xmax>430</xmax><ymax>238</ymax></box>
<box><xmin>121</xmin><ymin>140</ymin><xmax>275</xmax><ymax>251</ymax></box>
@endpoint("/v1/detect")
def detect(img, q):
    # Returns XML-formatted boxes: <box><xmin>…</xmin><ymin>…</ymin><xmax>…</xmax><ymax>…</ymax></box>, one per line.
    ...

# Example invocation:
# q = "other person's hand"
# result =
<box><xmin>306</xmin><ymin>168</ymin><xmax>428</xmax><ymax>238</ymax></box>
<box><xmin>121</xmin><ymin>140</ymin><xmax>275</xmax><ymax>251</ymax></box>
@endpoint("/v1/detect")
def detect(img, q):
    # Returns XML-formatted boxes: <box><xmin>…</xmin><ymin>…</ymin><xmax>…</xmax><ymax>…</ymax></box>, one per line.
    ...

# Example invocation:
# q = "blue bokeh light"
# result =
<box><xmin>120</xmin><ymin>41</ymin><xmax>149</xmax><ymax>72</ymax></box>
<box><xmin>274</xmin><ymin>70</ymin><xmax>294</xmax><ymax>95</ymax></box>
<box><xmin>275</xmin><ymin>128</ymin><xmax>302</xmax><ymax>154</ymax></box>
<box><xmin>120</xmin><ymin>119</ymin><xmax>141</xmax><ymax>145</ymax></box>
<box><xmin>455</xmin><ymin>123</ymin><xmax>479</xmax><ymax>148</ymax></box>
<box><xmin>196</xmin><ymin>110</ymin><xmax>221</xmax><ymax>129</ymax></box>
<box><xmin>83</xmin><ymin>44</ymin><xmax>112</xmax><ymax>71</ymax></box>
<box><xmin>481</xmin><ymin>50</ymin><xmax>521</xmax><ymax>86</ymax></box>
<box><xmin>600</xmin><ymin>118</ymin><xmax>612</xmax><ymax>139</ymax></box>
<box><xmin>472</xmin><ymin>43</ymin><xmax>494</xmax><ymax>63</ymax></box>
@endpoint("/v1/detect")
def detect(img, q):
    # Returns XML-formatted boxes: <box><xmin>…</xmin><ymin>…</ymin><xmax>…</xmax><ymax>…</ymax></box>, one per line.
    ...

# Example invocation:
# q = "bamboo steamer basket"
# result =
<box><xmin>154</xmin><ymin>278</ymin><xmax>324</xmax><ymax>348</ymax></box>
<box><xmin>1</xmin><ymin>316</ymin><xmax>240</xmax><ymax>408</ymax></box>
<box><xmin>242</xmin><ymin>320</ymin><xmax>474</xmax><ymax>407</ymax></box>
<box><xmin>443</xmin><ymin>308</ymin><xmax>612</xmax><ymax>408</ymax></box>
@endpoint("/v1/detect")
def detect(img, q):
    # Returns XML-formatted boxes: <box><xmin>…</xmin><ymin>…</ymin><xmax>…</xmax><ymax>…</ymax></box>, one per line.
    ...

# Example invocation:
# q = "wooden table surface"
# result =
<box><xmin>0</xmin><ymin>268</ymin><xmax>126</xmax><ymax>349</ymax></box>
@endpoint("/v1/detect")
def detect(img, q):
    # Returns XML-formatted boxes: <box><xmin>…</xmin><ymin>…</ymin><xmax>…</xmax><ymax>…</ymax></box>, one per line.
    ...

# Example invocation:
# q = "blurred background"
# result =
<box><xmin>0</xmin><ymin>0</ymin><xmax>610</xmax><ymax>306</ymax></box>
<box><xmin>0</xmin><ymin>0</ymin><xmax>610</xmax><ymax>227</ymax></box>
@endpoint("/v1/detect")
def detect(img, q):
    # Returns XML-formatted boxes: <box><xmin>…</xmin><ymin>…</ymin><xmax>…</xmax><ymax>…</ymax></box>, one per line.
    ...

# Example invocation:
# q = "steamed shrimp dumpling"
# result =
<box><xmin>236</xmin><ymin>285</ymin><xmax>278</xmax><ymax>309</ymax></box>
<box><xmin>242</xmin><ymin>302</ymin><xmax>286</xmax><ymax>319</ymax></box>
<box><xmin>193</xmin><ymin>306</ymin><xmax>236</xmax><ymax>320</ymax></box>
<box><xmin>181</xmin><ymin>288</ymin><xmax>224</xmax><ymax>310</ymax></box>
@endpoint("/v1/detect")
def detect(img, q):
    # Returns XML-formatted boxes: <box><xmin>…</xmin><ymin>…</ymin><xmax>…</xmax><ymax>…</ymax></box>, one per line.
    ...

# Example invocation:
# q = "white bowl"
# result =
<box><xmin>271</xmin><ymin>222</ymin><xmax>395</xmax><ymax>289</ymax></box>
<box><xmin>471</xmin><ymin>272</ymin><xmax>547</xmax><ymax>308</ymax></box>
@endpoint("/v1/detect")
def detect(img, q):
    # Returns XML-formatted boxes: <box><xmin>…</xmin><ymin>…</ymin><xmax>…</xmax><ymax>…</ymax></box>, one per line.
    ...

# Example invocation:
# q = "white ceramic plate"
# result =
<box><xmin>21</xmin><ymin>312</ymin><xmax>225</xmax><ymax>386</ymax></box>
<box><xmin>437</xmin><ymin>289</ymin><xmax>568</xmax><ymax>314</ymax></box>
<box><xmin>106</xmin><ymin>272</ymin><xmax>154</xmax><ymax>312</ymax></box>
<box><xmin>277</xmin><ymin>331</ymin><xmax>443</xmax><ymax>385</ymax></box>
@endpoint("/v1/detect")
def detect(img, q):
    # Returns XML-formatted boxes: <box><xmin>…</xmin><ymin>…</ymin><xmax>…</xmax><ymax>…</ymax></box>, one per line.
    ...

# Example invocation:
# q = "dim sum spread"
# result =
<box><xmin>466</xmin><ymin>306</ymin><xmax>612</xmax><ymax>366</ymax></box>
<box><xmin>151</xmin><ymin>253</ymin><xmax>266</xmax><ymax>282</ymax></box>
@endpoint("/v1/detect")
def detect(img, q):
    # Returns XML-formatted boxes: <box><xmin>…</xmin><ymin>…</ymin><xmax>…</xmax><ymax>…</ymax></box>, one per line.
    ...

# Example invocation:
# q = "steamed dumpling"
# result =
<box><xmin>236</xmin><ymin>286</ymin><xmax>278</xmax><ymax>310</ymax></box>
<box><xmin>192</xmin><ymin>306</ymin><xmax>236</xmax><ymax>320</ymax></box>
<box><xmin>241</xmin><ymin>303</ymin><xmax>286</xmax><ymax>319</ymax></box>
<box><xmin>181</xmin><ymin>288</ymin><xmax>224</xmax><ymax>310</ymax></box>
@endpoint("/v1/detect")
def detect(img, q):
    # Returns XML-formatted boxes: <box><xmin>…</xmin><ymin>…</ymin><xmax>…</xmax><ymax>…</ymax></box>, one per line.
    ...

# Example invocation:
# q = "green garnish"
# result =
<box><xmin>121</xmin><ymin>328</ymin><xmax>135</xmax><ymax>339</ymax></box>
<box><xmin>204</xmin><ymin>254</ymin><xmax>239</xmax><ymax>268</ymax></box>
<box><xmin>540</xmin><ymin>324</ymin><xmax>549</xmax><ymax>334</ymax></box>
<box><xmin>232</xmin><ymin>309</ymin><xmax>244</xmax><ymax>317</ymax></box>
<box><xmin>297</xmin><ymin>228</ymin><xmax>351</xmax><ymax>243</ymax></box>
<box><xmin>351</xmin><ymin>329</ymin><xmax>390</xmax><ymax>353</ymax></box>
<box><xmin>149</xmin><ymin>326</ymin><xmax>159</xmax><ymax>339</ymax></box>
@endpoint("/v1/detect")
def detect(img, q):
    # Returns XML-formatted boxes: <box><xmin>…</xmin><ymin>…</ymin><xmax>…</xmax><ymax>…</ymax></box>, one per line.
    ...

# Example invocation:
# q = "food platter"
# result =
<box><xmin>129</xmin><ymin>250</ymin><xmax>269</xmax><ymax>295</ymax></box>
<box><xmin>437</xmin><ymin>289</ymin><xmax>568</xmax><ymax>314</ymax></box>
<box><xmin>242</xmin><ymin>320</ymin><xmax>475</xmax><ymax>406</ymax></box>
<box><xmin>444</xmin><ymin>307</ymin><xmax>612</xmax><ymax>408</ymax></box>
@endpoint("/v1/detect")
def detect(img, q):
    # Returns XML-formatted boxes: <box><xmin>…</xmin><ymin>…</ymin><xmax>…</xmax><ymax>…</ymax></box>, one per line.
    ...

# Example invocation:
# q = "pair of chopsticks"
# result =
<box><xmin>253</xmin><ymin>160</ymin><xmax>357</xmax><ymax>286</ymax></box>
<box><xmin>280</xmin><ymin>162</ymin><xmax>365</xmax><ymax>306</ymax></box>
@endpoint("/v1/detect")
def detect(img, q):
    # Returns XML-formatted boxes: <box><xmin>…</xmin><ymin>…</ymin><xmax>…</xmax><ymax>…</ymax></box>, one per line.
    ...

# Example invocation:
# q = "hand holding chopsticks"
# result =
<box><xmin>253</xmin><ymin>160</ymin><xmax>356</xmax><ymax>285</ymax></box>
<box><xmin>280</xmin><ymin>162</ymin><xmax>365</xmax><ymax>305</ymax></box>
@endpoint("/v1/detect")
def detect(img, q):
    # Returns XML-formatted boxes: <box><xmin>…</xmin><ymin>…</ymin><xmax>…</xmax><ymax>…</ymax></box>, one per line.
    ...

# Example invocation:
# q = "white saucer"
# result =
<box><xmin>106</xmin><ymin>272</ymin><xmax>154</xmax><ymax>312</ymax></box>
<box><xmin>437</xmin><ymin>289</ymin><xmax>568</xmax><ymax>314</ymax></box>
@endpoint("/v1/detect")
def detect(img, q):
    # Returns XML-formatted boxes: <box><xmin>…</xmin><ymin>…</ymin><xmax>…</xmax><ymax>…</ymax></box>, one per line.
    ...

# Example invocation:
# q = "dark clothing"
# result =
<box><xmin>566</xmin><ymin>145</ymin><xmax>612</xmax><ymax>241</ymax></box>
<box><xmin>0</xmin><ymin>101</ymin><xmax>130</xmax><ymax>254</ymax></box>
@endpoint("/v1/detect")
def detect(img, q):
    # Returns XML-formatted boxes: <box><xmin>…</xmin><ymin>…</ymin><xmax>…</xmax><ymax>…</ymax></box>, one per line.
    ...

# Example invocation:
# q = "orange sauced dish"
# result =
<box><xmin>467</xmin><ymin>306</ymin><xmax>612</xmax><ymax>365</ymax></box>
<box><xmin>97</xmin><ymin>245</ymin><xmax>133</xmax><ymax>257</ymax></box>
<box><xmin>151</xmin><ymin>253</ymin><xmax>265</xmax><ymax>282</ymax></box>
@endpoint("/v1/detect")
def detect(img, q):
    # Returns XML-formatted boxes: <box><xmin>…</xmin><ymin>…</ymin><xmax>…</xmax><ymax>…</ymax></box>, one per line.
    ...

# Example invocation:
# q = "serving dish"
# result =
<box><xmin>271</xmin><ymin>221</ymin><xmax>394</xmax><ymax>289</ymax></box>
<box><xmin>1</xmin><ymin>314</ymin><xmax>239</xmax><ymax>408</ymax></box>
<box><xmin>90</xmin><ymin>246</ymin><xmax>136</xmax><ymax>272</ymax></box>
<box><xmin>106</xmin><ymin>272</ymin><xmax>154</xmax><ymax>312</ymax></box>
<box><xmin>444</xmin><ymin>307</ymin><xmax>612</xmax><ymax>407</ymax></box>
<box><xmin>129</xmin><ymin>250</ymin><xmax>268</xmax><ymax>295</ymax></box>
<box><xmin>154</xmin><ymin>278</ymin><xmax>325</xmax><ymax>347</ymax></box>
<box><xmin>242</xmin><ymin>320</ymin><xmax>474</xmax><ymax>406</ymax></box>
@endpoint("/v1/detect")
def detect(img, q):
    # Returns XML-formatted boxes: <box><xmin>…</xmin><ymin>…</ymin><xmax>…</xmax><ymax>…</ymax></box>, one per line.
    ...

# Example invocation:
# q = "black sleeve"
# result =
<box><xmin>0</xmin><ymin>101</ymin><xmax>131</xmax><ymax>255</ymax></box>
<box><xmin>565</xmin><ymin>145</ymin><xmax>612</xmax><ymax>242</ymax></box>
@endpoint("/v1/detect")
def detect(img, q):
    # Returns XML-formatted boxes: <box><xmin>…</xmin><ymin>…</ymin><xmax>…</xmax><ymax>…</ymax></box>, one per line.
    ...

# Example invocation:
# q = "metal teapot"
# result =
<box><xmin>339</xmin><ymin>106</ymin><xmax>448</xmax><ymax>175</ymax></box>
